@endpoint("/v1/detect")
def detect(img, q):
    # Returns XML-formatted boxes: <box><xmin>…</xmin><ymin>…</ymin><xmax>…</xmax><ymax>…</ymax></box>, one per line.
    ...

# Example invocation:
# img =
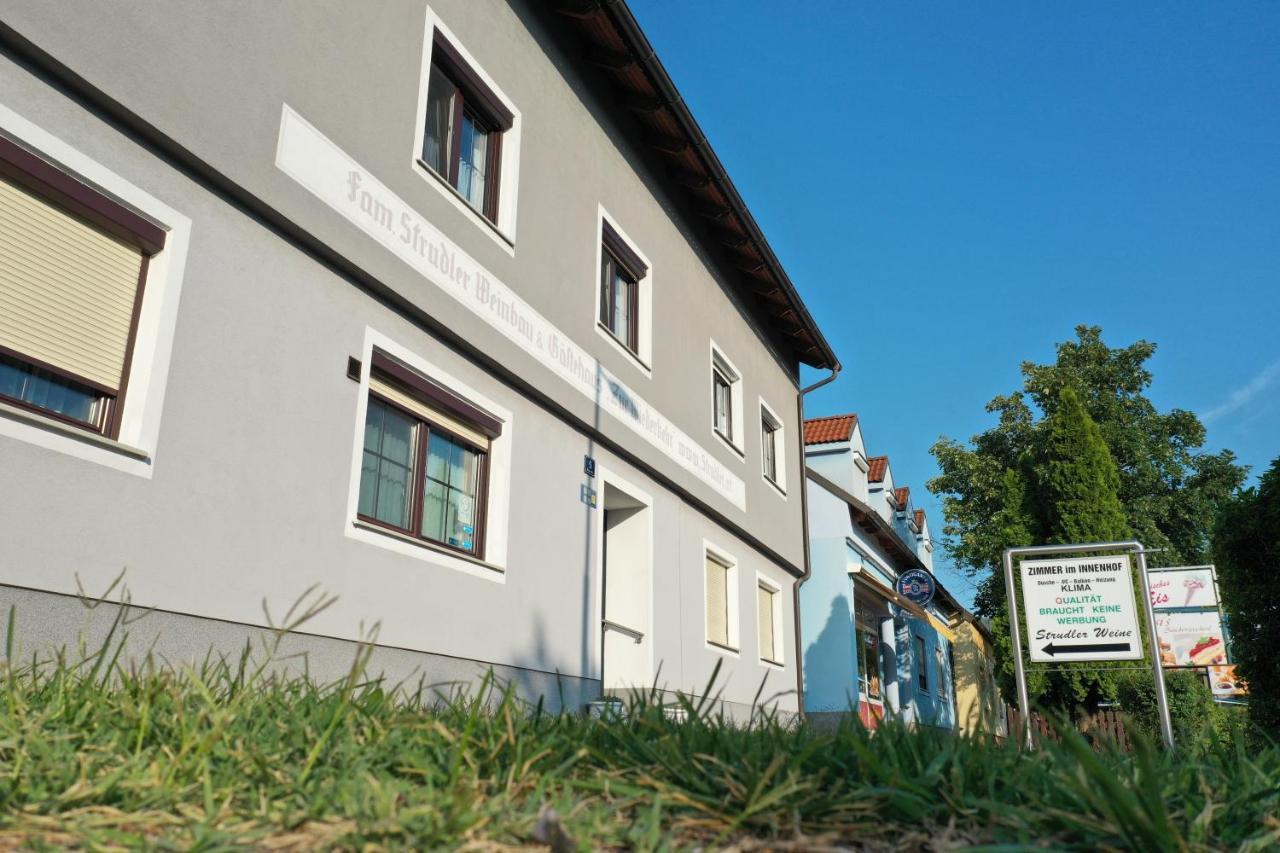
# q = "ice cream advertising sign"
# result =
<box><xmin>1020</xmin><ymin>555</ymin><xmax>1143</xmax><ymax>663</ymax></box>
<box><xmin>1148</xmin><ymin>567</ymin><xmax>1218</xmax><ymax>610</ymax></box>
<box><xmin>1155</xmin><ymin>610</ymin><xmax>1228</xmax><ymax>667</ymax></box>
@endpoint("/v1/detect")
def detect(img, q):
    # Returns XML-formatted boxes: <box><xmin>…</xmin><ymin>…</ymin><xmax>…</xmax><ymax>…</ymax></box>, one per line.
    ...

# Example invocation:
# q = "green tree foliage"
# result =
<box><xmin>1035</xmin><ymin>387</ymin><xmax>1131</xmax><ymax>545</ymax></box>
<box><xmin>931</xmin><ymin>327</ymin><xmax>1247</xmax><ymax>711</ymax></box>
<box><xmin>1115</xmin><ymin>669</ymin><xmax>1220</xmax><ymax>748</ymax></box>
<box><xmin>1213</xmin><ymin>457</ymin><xmax>1280</xmax><ymax>735</ymax></box>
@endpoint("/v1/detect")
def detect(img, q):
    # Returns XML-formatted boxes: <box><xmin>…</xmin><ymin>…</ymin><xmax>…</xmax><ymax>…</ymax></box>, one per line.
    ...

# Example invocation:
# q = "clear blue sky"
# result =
<box><xmin>629</xmin><ymin>1</ymin><xmax>1280</xmax><ymax>607</ymax></box>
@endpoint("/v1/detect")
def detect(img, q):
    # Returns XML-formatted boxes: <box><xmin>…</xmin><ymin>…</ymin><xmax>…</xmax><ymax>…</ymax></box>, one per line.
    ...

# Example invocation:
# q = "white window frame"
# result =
<box><xmin>755</xmin><ymin>571</ymin><xmax>785</xmax><ymax>668</ymax></box>
<box><xmin>0</xmin><ymin>104</ymin><xmax>191</xmax><ymax>479</ymax></box>
<box><xmin>703</xmin><ymin>539</ymin><xmax>740</xmax><ymax>657</ymax></box>
<box><xmin>344</xmin><ymin>327</ymin><xmax>513</xmax><ymax>583</ymax></box>
<box><xmin>758</xmin><ymin>397</ymin><xmax>786</xmax><ymax>496</ymax></box>
<box><xmin>708</xmin><ymin>340</ymin><xmax>744</xmax><ymax>457</ymax></box>
<box><xmin>593</xmin><ymin>206</ymin><xmax>653</xmax><ymax>377</ymax></box>
<box><xmin>411</xmin><ymin>7</ymin><xmax>522</xmax><ymax>255</ymax></box>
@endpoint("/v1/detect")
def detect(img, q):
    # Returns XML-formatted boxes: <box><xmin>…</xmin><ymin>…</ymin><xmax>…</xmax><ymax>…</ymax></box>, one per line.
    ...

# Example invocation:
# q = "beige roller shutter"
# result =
<box><xmin>0</xmin><ymin>174</ymin><xmax>144</xmax><ymax>391</ymax></box>
<box><xmin>369</xmin><ymin>374</ymin><xmax>489</xmax><ymax>448</ymax></box>
<box><xmin>705</xmin><ymin>556</ymin><xmax>729</xmax><ymax>647</ymax></box>
<box><xmin>758</xmin><ymin>584</ymin><xmax>776</xmax><ymax>661</ymax></box>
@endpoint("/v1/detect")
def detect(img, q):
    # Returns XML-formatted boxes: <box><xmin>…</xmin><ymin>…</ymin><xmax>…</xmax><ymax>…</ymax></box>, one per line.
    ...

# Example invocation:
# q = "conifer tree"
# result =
<box><xmin>1035</xmin><ymin>387</ymin><xmax>1131</xmax><ymax>545</ymax></box>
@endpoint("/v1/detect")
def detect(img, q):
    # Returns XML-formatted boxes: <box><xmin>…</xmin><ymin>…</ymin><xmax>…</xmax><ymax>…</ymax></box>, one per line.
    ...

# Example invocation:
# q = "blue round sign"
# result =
<box><xmin>897</xmin><ymin>569</ymin><xmax>935</xmax><ymax>606</ymax></box>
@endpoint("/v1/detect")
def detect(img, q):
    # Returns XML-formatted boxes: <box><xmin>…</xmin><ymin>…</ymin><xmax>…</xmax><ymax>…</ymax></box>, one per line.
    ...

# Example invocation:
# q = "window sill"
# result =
<box><xmin>760</xmin><ymin>656</ymin><xmax>785</xmax><ymax>669</ymax></box>
<box><xmin>712</xmin><ymin>427</ymin><xmax>746</xmax><ymax>461</ymax></box>
<box><xmin>705</xmin><ymin>639</ymin><xmax>740</xmax><ymax>657</ymax></box>
<box><xmin>413</xmin><ymin>158</ymin><xmax>515</xmax><ymax>253</ymax></box>
<box><xmin>352</xmin><ymin>518</ymin><xmax>504</xmax><ymax>575</ymax></box>
<box><xmin>763</xmin><ymin>474</ymin><xmax>787</xmax><ymax>499</ymax></box>
<box><xmin>0</xmin><ymin>400</ymin><xmax>150</xmax><ymax>462</ymax></box>
<box><xmin>594</xmin><ymin>322</ymin><xmax>652</xmax><ymax>378</ymax></box>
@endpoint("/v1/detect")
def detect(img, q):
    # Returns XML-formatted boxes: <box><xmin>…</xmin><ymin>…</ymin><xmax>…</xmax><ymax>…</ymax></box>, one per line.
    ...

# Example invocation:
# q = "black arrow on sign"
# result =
<box><xmin>1042</xmin><ymin>642</ymin><xmax>1131</xmax><ymax>657</ymax></box>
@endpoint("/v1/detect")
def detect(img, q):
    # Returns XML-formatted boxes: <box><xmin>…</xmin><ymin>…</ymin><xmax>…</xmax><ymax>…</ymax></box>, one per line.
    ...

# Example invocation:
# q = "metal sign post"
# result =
<box><xmin>1002</xmin><ymin>541</ymin><xmax>1174</xmax><ymax>750</ymax></box>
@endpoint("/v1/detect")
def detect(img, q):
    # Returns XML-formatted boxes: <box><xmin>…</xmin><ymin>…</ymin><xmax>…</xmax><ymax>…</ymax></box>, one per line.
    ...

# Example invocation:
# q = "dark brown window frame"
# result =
<box><xmin>423</xmin><ymin>32</ymin><xmax>513</xmax><ymax>224</ymax></box>
<box><xmin>0</xmin><ymin>135</ymin><xmax>164</xmax><ymax>441</ymax></box>
<box><xmin>598</xmin><ymin>220</ymin><xmax>647</xmax><ymax>358</ymax></box>
<box><xmin>356</xmin><ymin>351</ymin><xmax>502</xmax><ymax>560</ymax></box>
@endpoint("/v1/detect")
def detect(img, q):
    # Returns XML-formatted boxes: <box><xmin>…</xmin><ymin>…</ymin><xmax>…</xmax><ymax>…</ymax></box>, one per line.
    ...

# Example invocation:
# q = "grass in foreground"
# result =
<box><xmin>0</xmin><ymin>610</ymin><xmax>1277</xmax><ymax>850</ymax></box>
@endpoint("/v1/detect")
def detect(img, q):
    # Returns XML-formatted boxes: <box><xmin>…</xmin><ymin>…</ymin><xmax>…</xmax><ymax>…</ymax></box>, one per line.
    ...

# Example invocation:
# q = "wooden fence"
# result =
<box><xmin>1005</xmin><ymin>706</ymin><xmax>1132</xmax><ymax>752</ymax></box>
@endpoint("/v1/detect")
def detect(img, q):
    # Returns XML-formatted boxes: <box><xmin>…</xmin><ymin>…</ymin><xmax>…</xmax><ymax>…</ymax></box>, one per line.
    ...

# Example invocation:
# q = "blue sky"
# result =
<box><xmin>629</xmin><ymin>1</ymin><xmax>1280</xmax><ymax>607</ymax></box>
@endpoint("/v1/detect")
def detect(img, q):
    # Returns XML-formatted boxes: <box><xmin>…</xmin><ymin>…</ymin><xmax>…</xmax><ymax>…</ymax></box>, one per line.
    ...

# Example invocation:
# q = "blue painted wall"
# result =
<box><xmin>800</xmin><ymin>538</ymin><xmax>858</xmax><ymax>713</ymax></box>
<box><xmin>897</xmin><ymin>611</ymin><xmax>956</xmax><ymax>730</ymax></box>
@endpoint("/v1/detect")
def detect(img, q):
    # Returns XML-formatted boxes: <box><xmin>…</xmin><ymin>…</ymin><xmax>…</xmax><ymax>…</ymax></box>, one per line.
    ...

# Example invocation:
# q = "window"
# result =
<box><xmin>709</xmin><ymin>342</ymin><xmax>743</xmax><ymax>453</ymax></box>
<box><xmin>598</xmin><ymin>221</ymin><xmax>646</xmax><ymax>355</ymax></box>
<box><xmin>713</xmin><ymin>369</ymin><xmax>732</xmax><ymax>440</ymax></box>
<box><xmin>856</xmin><ymin>625</ymin><xmax>883</xmax><ymax>700</ymax></box>
<box><xmin>357</xmin><ymin>351</ymin><xmax>502</xmax><ymax>558</ymax></box>
<box><xmin>705</xmin><ymin>552</ymin><xmax>735</xmax><ymax>651</ymax></box>
<box><xmin>420</xmin><ymin>31</ymin><xmax>514</xmax><ymax>223</ymax></box>
<box><xmin>757</xmin><ymin>581</ymin><xmax>782</xmax><ymax>664</ymax></box>
<box><xmin>915</xmin><ymin>635</ymin><xmax>930</xmax><ymax>693</ymax></box>
<box><xmin>759</xmin><ymin>400</ymin><xmax>786</xmax><ymax>492</ymax></box>
<box><xmin>936</xmin><ymin>645</ymin><xmax>948</xmax><ymax>703</ymax></box>
<box><xmin>0</xmin><ymin>136</ymin><xmax>165</xmax><ymax>439</ymax></box>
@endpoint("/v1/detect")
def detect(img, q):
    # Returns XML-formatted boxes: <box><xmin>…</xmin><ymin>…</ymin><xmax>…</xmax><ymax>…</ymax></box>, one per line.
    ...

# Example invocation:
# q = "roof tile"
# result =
<box><xmin>867</xmin><ymin>455</ymin><xmax>889</xmax><ymax>483</ymax></box>
<box><xmin>803</xmin><ymin>414</ymin><xmax>858</xmax><ymax>445</ymax></box>
<box><xmin>894</xmin><ymin>486</ymin><xmax>910</xmax><ymax>509</ymax></box>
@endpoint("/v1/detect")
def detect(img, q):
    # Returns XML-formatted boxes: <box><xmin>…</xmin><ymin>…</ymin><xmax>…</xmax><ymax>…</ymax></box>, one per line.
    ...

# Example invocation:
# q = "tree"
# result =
<box><xmin>1035</xmin><ymin>387</ymin><xmax>1131</xmax><ymax>546</ymax></box>
<box><xmin>931</xmin><ymin>327</ymin><xmax>1247</xmax><ymax>710</ymax></box>
<box><xmin>1213</xmin><ymin>457</ymin><xmax>1280</xmax><ymax>735</ymax></box>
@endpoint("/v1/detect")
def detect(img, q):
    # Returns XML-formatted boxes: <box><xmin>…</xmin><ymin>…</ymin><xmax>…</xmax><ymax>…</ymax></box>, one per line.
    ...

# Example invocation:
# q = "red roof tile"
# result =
<box><xmin>867</xmin><ymin>455</ymin><xmax>889</xmax><ymax>483</ymax></box>
<box><xmin>894</xmin><ymin>486</ymin><xmax>910</xmax><ymax>508</ymax></box>
<box><xmin>914</xmin><ymin>508</ymin><xmax>926</xmax><ymax>529</ymax></box>
<box><xmin>803</xmin><ymin>414</ymin><xmax>858</xmax><ymax>445</ymax></box>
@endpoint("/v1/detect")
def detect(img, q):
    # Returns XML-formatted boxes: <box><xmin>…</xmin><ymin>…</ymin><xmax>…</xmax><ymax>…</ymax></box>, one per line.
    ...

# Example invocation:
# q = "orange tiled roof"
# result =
<box><xmin>803</xmin><ymin>414</ymin><xmax>858</xmax><ymax>445</ymax></box>
<box><xmin>914</xmin><ymin>508</ymin><xmax>926</xmax><ymax>529</ymax></box>
<box><xmin>867</xmin><ymin>455</ymin><xmax>889</xmax><ymax>483</ymax></box>
<box><xmin>894</xmin><ymin>486</ymin><xmax>910</xmax><ymax>508</ymax></box>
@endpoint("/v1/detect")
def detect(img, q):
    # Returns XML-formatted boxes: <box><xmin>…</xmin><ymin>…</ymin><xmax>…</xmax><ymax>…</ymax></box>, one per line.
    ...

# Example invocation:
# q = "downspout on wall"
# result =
<box><xmin>792</xmin><ymin>362</ymin><xmax>842</xmax><ymax>712</ymax></box>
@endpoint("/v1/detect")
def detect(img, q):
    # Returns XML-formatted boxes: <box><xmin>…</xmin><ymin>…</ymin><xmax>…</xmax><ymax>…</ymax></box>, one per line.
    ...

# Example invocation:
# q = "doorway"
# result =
<box><xmin>597</xmin><ymin>472</ymin><xmax>653</xmax><ymax>693</ymax></box>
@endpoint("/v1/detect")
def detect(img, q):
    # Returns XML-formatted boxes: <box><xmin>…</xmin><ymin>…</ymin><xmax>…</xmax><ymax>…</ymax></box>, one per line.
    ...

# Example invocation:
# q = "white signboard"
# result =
<box><xmin>1154</xmin><ymin>610</ymin><xmax>1228</xmax><ymax>667</ymax></box>
<box><xmin>1020</xmin><ymin>555</ymin><xmax>1143</xmax><ymax>662</ymax></box>
<box><xmin>1148</xmin><ymin>567</ymin><xmax>1218</xmax><ymax>610</ymax></box>
<box><xmin>275</xmin><ymin>106</ymin><xmax>747</xmax><ymax>510</ymax></box>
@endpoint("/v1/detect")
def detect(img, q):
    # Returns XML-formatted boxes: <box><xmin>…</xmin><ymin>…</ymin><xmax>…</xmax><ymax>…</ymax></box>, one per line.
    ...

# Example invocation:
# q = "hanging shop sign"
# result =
<box><xmin>1148</xmin><ymin>567</ymin><xmax>1218</xmax><ymax>610</ymax></box>
<box><xmin>1020</xmin><ymin>554</ymin><xmax>1143</xmax><ymax>662</ymax></box>
<box><xmin>896</xmin><ymin>568</ymin><xmax>935</xmax><ymax>607</ymax></box>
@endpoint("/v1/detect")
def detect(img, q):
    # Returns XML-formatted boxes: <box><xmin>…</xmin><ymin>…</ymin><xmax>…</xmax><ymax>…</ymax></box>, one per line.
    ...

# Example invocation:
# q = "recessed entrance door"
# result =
<box><xmin>600</xmin><ymin>480</ymin><xmax>652</xmax><ymax>692</ymax></box>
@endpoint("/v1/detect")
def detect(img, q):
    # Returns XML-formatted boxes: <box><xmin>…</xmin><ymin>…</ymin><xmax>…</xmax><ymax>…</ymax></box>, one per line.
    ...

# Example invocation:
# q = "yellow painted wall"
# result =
<box><xmin>951</xmin><ymin>619</ymin><xmax>1005</xmax><ymax>736</ymax></box>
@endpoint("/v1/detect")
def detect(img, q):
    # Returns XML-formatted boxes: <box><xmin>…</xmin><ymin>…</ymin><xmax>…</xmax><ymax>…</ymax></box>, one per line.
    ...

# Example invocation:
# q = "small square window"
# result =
<box><xmin>421</xmin><ymin>33</ymin><xmax>513</xmax><ymax>224</ymax></box>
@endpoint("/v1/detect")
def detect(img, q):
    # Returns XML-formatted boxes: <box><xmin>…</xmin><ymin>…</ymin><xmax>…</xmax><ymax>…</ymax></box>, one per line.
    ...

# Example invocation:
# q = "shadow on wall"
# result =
<box><xmin>802</xmin><ymin>595</ymin><xmax>856</xmax><ymax>713</ymax></box>
<box><xmin>950</xmin><ymin>629</ymin><xmax>983</xmax><ymax>731</ymax></box>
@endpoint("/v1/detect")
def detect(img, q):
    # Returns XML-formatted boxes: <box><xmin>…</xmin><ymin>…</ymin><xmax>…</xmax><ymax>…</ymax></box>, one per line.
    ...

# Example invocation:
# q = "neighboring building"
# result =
<box><xmin>0</xmin><ymin>1</ymin><xmax>838</xmax><ymax>718</ymax></box>
<box><xmin>800</xmin><ymin>414</ymin><xmax>966</xmax><ymax>729</ymax></box>
<box><xmin>949</xmin><ymin>613</ymin><xmax>1008</xmax><ymax>738</ymax></box>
